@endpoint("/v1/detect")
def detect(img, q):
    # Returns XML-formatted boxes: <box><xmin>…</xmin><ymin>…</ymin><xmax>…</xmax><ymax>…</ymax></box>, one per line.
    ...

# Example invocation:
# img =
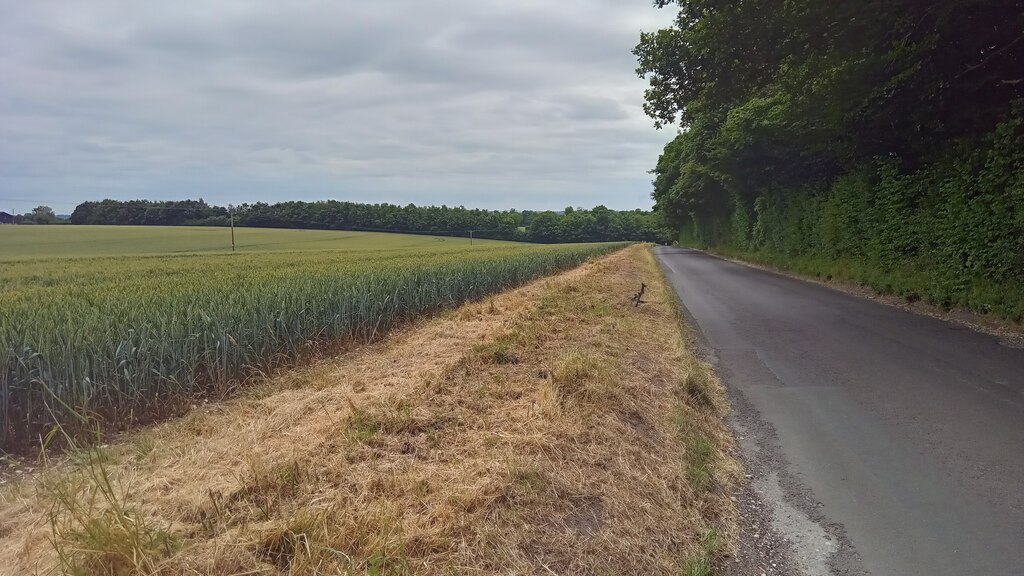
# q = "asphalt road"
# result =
<box><xmin>654</xmin><ymin>247</ymin><xmax>1024</xmax><ymax>576</ymax></box>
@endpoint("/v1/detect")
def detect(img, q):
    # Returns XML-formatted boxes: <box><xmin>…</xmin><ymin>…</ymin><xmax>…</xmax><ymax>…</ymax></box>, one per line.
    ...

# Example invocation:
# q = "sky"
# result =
<box><xmin>0</xmin><ymin>1</ymin><xmax>677</xmax><ymax>215</ymax></box>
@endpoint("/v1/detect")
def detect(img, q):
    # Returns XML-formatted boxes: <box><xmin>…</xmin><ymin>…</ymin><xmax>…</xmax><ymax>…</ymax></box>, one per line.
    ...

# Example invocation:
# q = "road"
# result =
<box><xmin>654</xmin><ymin>247</ymin><xmax>1024</xmax><ymax>576</ymax></box>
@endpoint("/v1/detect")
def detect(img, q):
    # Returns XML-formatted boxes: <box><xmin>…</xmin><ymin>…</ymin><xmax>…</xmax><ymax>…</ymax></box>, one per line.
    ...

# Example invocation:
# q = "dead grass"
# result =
<box><xmin>0</xmin><ymin>245</ymin><xmax>739</xmax><ymax>575</ymax></box>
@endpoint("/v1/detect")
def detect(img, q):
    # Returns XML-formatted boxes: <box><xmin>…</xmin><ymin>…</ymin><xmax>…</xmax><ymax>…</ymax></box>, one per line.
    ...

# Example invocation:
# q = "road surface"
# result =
<box><xmin>654</xmin><ymin>247</ymin><xmax>1024</xmax><ymax>576</ymax></box>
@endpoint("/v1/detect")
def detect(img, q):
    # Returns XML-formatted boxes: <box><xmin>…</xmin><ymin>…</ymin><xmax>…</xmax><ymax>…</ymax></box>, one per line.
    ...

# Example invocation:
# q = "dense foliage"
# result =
<box><xmin>70</xmin><ymin>199</ymin><xmax>672</xmax><ymax>243</ymax></box>
<box><xmin>6</xmin><ymin>206</ymin><xmax>60</xmax><ymax>224</ymax></box>
<box><xmin>637</xmin><ymin>0</ymin><xmax>1024</xmax><ymax>318</ymax></box>
<box><xmin>0</xmin><ymin>240</ymin><xmax>626</xmax><ymax>451</ymax></box>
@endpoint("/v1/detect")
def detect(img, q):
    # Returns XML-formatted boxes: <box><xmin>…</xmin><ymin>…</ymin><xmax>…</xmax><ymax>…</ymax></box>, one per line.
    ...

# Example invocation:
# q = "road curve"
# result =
<box><xmin>655</xmin><ymin>247</ymin><xmax>1024</xmax><ymax>576</ymax></box>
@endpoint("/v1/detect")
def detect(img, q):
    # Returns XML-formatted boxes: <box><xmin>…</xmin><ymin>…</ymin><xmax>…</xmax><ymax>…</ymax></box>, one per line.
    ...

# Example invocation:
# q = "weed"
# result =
<box><xmin>475</xmin><ymin>333</ymin><xmax>522</xmax><ymax>365</ymax></box>
<box><xmin>552</xmin><ymin>350</ymin><xmax>611</xmax><ymax>403</ymax></box>
<box><xmin>346</xmin><ymin>400</ymin><xmax>443</xmax><ymax>445</ymax></box>
<box><xmin>589</xmin><ymin>301</ymin><xmax>612</xmax><ymax>317</ymax></box>
<box><xmin>672</xmin><ymin>406</ymin><xmax>718</xmax><ymax>492</ymax></box>
<box><xmin>258</xmin><ymin>507</ymin><xmax>410</xmax><ymax>575</ymax></box>
<box><xmin>508</xmin><ymin>464</ymin><xmax>549</xmax><ymax>496</ymax></box>
<box><xmin>131</xmin><ymin>436</ymin><xmax>156</xmax><ymax>461</ymax></box>
<box><xmin>685</xmin><ymin>434</ymin><xmax>716</xmax><ymax>491</ymax></box>
<box><xmin>347</xmin><ymin>402</ymin><xmax>381</xmax><ymax>443</ymax></box>
<box><xmin>682</xmin><ymin>529</ymin><xmax>719</xmax><ymax>576</ymax></box>
<box><xmin>44</xmin><ymin>448</ymin><xmax>177</xmax><ymax>575</ymax></box>
<box><xmin>682</xmin><ymin>364</ymin><xmax>716</xmax><ymax>409</ymax></box>
<box><xmin>683</xmin><ymin>555</ymin><xmax>712</xmax><ymax>576</ymax></box>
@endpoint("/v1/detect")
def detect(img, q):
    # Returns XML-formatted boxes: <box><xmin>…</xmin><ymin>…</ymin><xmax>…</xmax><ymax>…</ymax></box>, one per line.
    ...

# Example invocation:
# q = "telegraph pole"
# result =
<box><xmin>229</xmin><ymin>205</ymin><xmax>236</xmax><ymax>252</ymax></box>
<box><xmin>470</xmin><ymin>230</ymin><xmax>474</xmax><ymax>246</ymax></box>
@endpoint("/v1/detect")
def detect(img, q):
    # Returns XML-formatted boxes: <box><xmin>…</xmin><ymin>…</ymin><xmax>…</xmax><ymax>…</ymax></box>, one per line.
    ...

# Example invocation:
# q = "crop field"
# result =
<box><xmin>0</xmin><ymin>224</ymin><xmax>518</xmax><ymax>259</ymax></box>
<box><xmin>0</xmin><ymin>226</ymin><xmax>625</xmax><ymax>451</ymax></box>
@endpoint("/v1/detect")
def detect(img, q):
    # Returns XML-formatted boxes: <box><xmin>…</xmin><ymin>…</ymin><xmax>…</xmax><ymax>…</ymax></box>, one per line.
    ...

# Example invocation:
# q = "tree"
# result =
<box><xmin>635</xmin><ymin>0</ymin><xmax>1024</xmax><ymax>315</ymax></box>
<box><xmin>637</xmin><ymin>0</ymin><xmax>1024</xmax><ymax>231</ymax></box>
<box><xmin>527</xmin><ymin>211</ymin><xmax>562</xmax><ymax>243</ymax></box>
<box><xmin>30</xmin><ymin>205</ymin><xmax>57</xmax><ymax>224</ymax></box>
<box><xmin>560</xmin><ymin>210</ymin><xmax>597</xmax><ymax>242</ymax></box>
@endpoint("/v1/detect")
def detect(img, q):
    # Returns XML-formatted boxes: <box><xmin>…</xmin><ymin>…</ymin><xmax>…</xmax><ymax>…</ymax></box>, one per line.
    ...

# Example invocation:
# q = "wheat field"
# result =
<box><xmin>0</xmin><ymin>225</ymin><xmax>625</xmax><ymax>450</ymax></box>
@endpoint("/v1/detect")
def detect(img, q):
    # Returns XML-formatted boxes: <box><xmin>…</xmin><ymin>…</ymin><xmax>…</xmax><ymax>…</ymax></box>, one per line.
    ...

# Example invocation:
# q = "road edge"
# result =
<box><xmin>651</xmin><ymin>246</ymin><xmax>804</xmax><ymax>575</ymax></box>
<box><xmin>698</xmin><ymin>248</ymin><xmax>1024</xmax><ymax>349</ymax></box>
<box><xmin>652</xmin><ymin>246</ymin><xmax>869</xmax><ymax>576</ymax></box>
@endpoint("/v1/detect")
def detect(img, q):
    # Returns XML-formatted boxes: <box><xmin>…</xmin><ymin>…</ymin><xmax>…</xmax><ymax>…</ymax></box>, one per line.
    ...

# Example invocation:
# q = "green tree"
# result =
<box><xmin>30</xmin><ymin>205</ymin><xmax>58</xmax><ymax>224</ymax></box>
<box><xmin>636</xmin><ymin>0</ymin><xmax>1024</xmax><ymax>317</ymax></box>
<box><xmin>527</xmin><ymin>211</ymin><xmax>562</xmax><ymax>243</ymax></box>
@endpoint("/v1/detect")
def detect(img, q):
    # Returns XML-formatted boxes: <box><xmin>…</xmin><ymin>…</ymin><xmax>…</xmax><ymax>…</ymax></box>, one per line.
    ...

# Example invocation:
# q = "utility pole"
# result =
<box><xmin>229</xmin><ymin>205</ymin><xmax>236</xmax><ymax>252</ymax></box>
<box><xmin>470</xmin><ymin>230</ymin><xmax>474</xmax><ymax>246</ymax></box>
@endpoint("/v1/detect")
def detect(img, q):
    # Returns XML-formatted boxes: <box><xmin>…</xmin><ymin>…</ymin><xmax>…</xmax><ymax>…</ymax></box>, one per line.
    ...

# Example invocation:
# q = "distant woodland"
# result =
<box><xmin>69</xmin><ymin>199</ymin><xmax>673</xmax><ymax>244</ymax></box>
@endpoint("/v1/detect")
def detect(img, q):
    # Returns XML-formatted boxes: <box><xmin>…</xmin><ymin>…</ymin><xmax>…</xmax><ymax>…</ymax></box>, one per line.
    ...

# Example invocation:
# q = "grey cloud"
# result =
<box><xmin>0</xmin><ymin>0</ymin><xmax>676</xmax><ymax>213</ymax></box>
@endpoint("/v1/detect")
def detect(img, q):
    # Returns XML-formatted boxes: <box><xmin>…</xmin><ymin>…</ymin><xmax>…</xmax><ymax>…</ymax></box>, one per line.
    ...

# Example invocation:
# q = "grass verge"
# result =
<box><xmin>711</xmin><ymin>246</ymin><xmax>1024</xmax><ymax>325</ymax></box>
<box><xmin>0</xmin><ymin>245</ymin><xmax>739</xmax><ymax>574</ymax></box>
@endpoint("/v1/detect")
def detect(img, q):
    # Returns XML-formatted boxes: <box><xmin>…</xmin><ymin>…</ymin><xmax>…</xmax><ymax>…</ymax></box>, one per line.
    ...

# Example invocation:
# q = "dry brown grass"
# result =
<box><xmin>0</xmin><ymin>245</ymin><xmax>739</xmax><ymax>575</ymax></box>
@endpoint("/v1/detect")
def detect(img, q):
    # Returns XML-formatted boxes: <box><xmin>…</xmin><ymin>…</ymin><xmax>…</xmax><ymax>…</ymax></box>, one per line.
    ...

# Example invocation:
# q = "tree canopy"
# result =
<box><xmin>636</xmin><ymin>0</ymin><xmax>1024</xmax><ymax>318</ymax></box>
<box><xmin>29</xmin><ymin>206</ymin><xmax>58</xmax><ymax>224</ymax></box>
<box><xmin>637</xmin><ymin>0</ymin><xmax>1024</xmax><ymax>218</ymax></box>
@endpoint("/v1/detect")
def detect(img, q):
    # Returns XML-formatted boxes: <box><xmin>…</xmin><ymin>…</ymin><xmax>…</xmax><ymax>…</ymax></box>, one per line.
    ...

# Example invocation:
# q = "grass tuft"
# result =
<box><xmin>682</xmin><ymin>362</ymin><xmax>718</xmax><ymax>409</ymax></box>
<box><xmin>44</xmin><ymin>448</ymin><xmax>177</xmax><ymax>575</ymax></box>
<box><xmin>682</xmin><ymin>528</ymin><xmax>719</xmax><ymax>576</ymax></box>
<box><xmin>551</xmin><ymin>350</ymin><xmax>611</xmax><ymax>403</ymax></box>
<box><xmin>256</xmin><ymin>507</ymin><xmax>411</xmax><ymax>575</ymax></box>
<box><xmin>474</xmin><ymin>332</ymin><xmax>523</xmax><ymax>365</ymax></box>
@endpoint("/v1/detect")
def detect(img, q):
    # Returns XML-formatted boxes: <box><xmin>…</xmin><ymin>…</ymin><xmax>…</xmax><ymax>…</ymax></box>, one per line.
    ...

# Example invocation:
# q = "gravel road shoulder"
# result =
<box><xmin>669</xmin><ymin>280</ymin><xmax>867</xmax><ymax>576</ymax></box>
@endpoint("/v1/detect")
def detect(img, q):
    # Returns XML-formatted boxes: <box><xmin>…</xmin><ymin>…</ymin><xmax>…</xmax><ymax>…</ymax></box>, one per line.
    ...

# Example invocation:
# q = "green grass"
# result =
<box><xmin>682</xmin><ymin>529</ymin><xmax>719</xmax><ymax>576</ymax></box>
<box><xmin>0</xmin><ymin>225</ymin><xmax>515</xmax><ymax>260</ymax></box>
<box><xmin>0</xmin><ymin>225</ymin><xmax>626</xmax><ymax>451</ymax></box>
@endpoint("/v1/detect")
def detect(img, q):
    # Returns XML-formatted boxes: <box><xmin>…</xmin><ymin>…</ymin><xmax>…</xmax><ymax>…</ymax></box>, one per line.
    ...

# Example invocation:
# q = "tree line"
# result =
<box><xmin>5</xmin><ymin>206</ymin><xmax>61</xmax><ymax>224</ymax></box>
<box><xmin>637</xmin><ymin>0</ymin><xmax>1024</xmax><ymax>319</ymax></box>
<box><xmin>69</xmin><ymin>199</ymin><xmax>673</xmax><ymax>244</ymax></box>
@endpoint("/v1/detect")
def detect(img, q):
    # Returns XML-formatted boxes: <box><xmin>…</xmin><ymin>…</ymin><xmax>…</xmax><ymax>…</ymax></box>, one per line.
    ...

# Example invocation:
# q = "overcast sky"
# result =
<box><xmin>0</xmin><ymin>1</ymin><xmax>675</xmax><ymax>214</ymax></box>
